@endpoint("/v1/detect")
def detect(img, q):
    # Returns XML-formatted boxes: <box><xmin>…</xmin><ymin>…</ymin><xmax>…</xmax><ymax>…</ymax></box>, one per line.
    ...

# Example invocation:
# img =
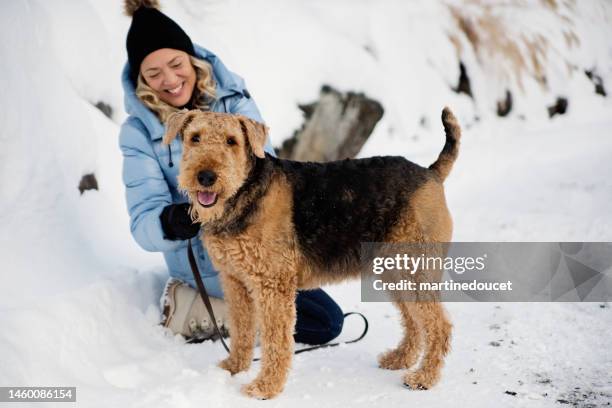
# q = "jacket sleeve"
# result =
<box><xmin>226</xmin><ymin>92</ymin><xmax>276</xmax><ymax>156</ymax></box>
<box><xmin>119</xmin><ymin>120</ymin><xmax>184</xmax><ymax>253</ymax></box>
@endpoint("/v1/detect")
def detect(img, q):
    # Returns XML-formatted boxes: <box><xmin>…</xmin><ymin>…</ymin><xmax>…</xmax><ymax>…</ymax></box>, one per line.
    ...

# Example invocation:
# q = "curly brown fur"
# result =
<box><xmin>163</xmin><ymin>108</ymin><xmax>459</xmax><ymax>399</ymax></box>
<box><xmin>124</xmin><ymin>0</ymin><xmax>160</xmax><ymax>16</ymax></box>
<box><xmin>378</xmin><ymin>301</ymin><xmax>422</xmax><ymax>370</ymax></box>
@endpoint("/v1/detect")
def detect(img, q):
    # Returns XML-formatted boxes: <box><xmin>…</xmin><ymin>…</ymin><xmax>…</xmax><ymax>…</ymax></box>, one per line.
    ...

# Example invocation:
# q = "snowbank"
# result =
<box><xmin>0</xmin><ymin>1</ymin><xmax>610</xmax><ymax>406</ymax></box>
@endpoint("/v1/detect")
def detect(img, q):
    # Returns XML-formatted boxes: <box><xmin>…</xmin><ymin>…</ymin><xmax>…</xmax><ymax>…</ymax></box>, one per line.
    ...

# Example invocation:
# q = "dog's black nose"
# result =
<box><xmin>197</xmin><ymin>170</ymin><xmax>217</xmax><ymax>187</ymax></box>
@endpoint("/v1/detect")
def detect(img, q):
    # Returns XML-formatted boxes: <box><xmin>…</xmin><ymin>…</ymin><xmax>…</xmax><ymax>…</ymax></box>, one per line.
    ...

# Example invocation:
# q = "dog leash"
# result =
<box><xmin>187</xmin><ymin>239</ymin><xmax>232</xmax><ymax>354</ymax></box>
<box><xmin>186</xmin><ymin>239</ymin><xmax>369</xmax><ymax>360</ymax></box>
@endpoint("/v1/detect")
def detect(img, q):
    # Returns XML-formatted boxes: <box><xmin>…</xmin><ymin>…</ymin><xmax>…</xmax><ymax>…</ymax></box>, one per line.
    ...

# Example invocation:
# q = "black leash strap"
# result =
<box><xmin>291</xmin><ymin>312</ymin><xmax>369</xmax><ymax>356</ymax></box>
<box><xmin>186</xmin><ymin>239</ymin><xmax>369</xmax><ymax>360</ymax></box>
<box><xmin>187</xmin><ymin>239</ymin><xmax>231</xmax><ymax>354</ymax></box>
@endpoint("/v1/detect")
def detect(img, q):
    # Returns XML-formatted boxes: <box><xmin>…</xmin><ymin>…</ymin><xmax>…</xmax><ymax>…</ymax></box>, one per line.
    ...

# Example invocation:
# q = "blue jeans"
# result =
<box><xmin>294</xmin><ymin>289</ymin><xmax>344</xmax><ymax>345</ymax></box>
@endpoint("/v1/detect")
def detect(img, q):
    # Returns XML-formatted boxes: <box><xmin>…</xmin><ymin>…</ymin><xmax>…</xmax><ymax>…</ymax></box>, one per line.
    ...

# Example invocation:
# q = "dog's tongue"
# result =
<box><xmin>197</xmin><ymin>191</ymin><xmax>217</xmax><ymax>206</ymax></box>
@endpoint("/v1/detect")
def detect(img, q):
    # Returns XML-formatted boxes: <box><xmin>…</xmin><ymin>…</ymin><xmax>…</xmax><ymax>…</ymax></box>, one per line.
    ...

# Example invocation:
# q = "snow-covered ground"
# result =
<box><xmin>1</xmin><ymin>1</ymin><xmax>611</xmax><ymax>407</ymax></box>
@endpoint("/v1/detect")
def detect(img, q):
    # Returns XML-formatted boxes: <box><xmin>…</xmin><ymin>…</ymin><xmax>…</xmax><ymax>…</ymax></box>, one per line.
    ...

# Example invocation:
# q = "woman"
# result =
<box><xmin>119</xmin><ymin>0</ymin><xmax>344</xmax><ymax>344</ymax></box>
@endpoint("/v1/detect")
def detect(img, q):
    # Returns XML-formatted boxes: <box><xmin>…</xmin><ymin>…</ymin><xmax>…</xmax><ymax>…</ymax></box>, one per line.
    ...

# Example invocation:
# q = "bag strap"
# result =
<box><xmin>186</xmin><ymin>239</ymin><xmax>368</xmax><ymax>360</ymax></box>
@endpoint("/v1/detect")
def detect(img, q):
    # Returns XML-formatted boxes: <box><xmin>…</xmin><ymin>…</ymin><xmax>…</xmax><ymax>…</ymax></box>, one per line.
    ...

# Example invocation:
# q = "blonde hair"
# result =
<box><xmin>136</xmin><ymin>55</ymin><xmax>217</xmax><ymax>123</ymax></box>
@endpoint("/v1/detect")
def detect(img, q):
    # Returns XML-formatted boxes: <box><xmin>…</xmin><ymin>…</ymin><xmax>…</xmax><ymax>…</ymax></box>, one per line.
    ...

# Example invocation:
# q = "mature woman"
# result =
<box><xmin>119</xmin><ymin>0</ymin><xmax>344</xmax><ymax>344</ymax></box>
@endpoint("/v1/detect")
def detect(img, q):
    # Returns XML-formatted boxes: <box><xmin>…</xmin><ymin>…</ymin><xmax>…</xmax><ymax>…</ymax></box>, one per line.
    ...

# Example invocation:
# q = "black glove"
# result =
<box><xmin>160</xmin><ymin>203</ymin><xmax>200</xmax><ymax>241</ymax></box>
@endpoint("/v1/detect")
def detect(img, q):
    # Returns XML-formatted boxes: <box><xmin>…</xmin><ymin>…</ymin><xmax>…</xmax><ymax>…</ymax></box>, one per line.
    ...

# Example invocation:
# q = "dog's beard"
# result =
<box><xmin>186</xmin><ymin>191</ymin><xmax>225</xmax><ymax>224</ymax></box>
<box><xmin>175</xmin><ymin>182</ymin><xmax>217</xmax><ymax>223</ymax></box>
<box><xmin>187</xmin><ymin>200</ymin><xmax>201</xmax><ymax>223</ymax></box>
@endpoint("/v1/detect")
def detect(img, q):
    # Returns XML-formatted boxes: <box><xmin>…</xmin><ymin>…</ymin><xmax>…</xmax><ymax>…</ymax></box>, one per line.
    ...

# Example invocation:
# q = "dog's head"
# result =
<box><xmin>163</xmin><ymin>110</ymin><xmax>268</xmax><ymax>224</ymax></box>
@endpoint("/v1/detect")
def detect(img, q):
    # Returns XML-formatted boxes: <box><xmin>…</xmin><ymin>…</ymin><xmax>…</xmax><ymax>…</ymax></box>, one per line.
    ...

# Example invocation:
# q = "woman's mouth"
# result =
<box><xmin>165</xmin><ymin>82</ymin><xmax>184</xmax><ymax>96</ymax></box>
<box><xmin>197</xmin><ymin>191</ymin><xmax>218</xmax><ymax>208</ymax></box>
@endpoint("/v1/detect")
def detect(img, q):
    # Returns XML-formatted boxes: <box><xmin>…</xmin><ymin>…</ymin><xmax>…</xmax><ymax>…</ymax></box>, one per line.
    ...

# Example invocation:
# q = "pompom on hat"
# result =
<box><xmin>125</xmin><ymin>0</ymin><xmax>195</xmax><ymax>85</ymax></box>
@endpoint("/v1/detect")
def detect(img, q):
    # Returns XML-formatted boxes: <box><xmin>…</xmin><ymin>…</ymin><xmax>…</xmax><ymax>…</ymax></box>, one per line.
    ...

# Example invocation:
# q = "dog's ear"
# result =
<box><xmin>238</xmin><ymin>115</ymin><xmax>268</xmax><ymax>159</ymax></box>
<box><xmin>163</xmin><ymin>109</ymin><xmax>197</xmax><ymax>145</ymax></box>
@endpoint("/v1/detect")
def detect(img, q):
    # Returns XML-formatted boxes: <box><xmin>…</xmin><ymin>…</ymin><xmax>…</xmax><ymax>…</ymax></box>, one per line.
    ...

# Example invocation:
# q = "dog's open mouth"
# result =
<box><xmin>197</xmin><ymin>191</ymin><xmax>218</xmax><ymax>208</ymax></box>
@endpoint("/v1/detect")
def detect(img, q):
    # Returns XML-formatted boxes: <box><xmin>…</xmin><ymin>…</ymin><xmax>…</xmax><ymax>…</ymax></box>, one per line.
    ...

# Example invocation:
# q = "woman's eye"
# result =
<box><xmin>226</xmin><ymin>136</ymin><xmax>237</xmax><ymax>146</ymax></box>
<box><xmin>149</xmin><ymin>73</ymin><xmax>159</xmax><ymax>79</ymax></box>
<box><xmin>191</xmin><ymin>135</ymin><xmax>200</xmax><ymax>143</ymax></box>
<box><xmin>172</xmin><ymin>63</ymin><xmax>181</xmax><ymax>68</ymax></box>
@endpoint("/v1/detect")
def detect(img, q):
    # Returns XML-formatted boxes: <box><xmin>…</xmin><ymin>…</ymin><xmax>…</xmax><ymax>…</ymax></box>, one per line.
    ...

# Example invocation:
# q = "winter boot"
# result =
<box><xmin>161</xmin><ymin>278</ymin><xmax>229</xmax><ymax>342</ymax></box>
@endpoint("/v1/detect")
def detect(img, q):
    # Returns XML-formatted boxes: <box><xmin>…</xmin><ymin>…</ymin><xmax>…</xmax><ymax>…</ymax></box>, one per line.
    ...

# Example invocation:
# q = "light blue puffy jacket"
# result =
<box><xmin>119</xmin><ymin>45</ymin><xmax>275</xmax><ymax>298</ymax></box>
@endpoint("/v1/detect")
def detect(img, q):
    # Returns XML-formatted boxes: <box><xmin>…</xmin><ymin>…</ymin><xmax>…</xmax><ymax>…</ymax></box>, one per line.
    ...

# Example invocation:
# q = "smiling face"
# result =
<box><xmin>140</xmin><ymin>48</ymin><xmax>196</xmax><ymax>107</ymax></box>
<box><xmin>163</xmin><ymin>111</ymin><xmax>268</xmax><ymax>224</ymax></box>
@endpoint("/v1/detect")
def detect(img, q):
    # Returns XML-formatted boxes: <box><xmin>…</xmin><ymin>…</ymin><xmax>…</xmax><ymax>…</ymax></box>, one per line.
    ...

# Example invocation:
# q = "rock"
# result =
<box><xmin>277</xmin><ymin>85</ymin><xmax>383</xmax><ymax>162</ymax></box>
<box><xmin>547</xmin><ymin>97</ymin><xmax>568</xmax><ymax>118</ymax></box>
<box><xmin>497</xmin><ymin>90</ymin><xmax>513</xmax><ymax>117</ymax></box>
<box><xmin>78</xmin><ymin>173</ymin><xmax>98</xmax><ymax>194</ymax></box>
<box><xmin>94</xmin><ymin>101</ymin><xmax>113</xmax><ymax>119</ymax></box>
<box><xmin>585</xmin><ymin>69</ymin><xmax>607</xmax><ymax>97</ymax></box>
<box><xmin>453</xmin><ymin>61</ymin><xmax>473</xmax><ymax>98</ymax></box>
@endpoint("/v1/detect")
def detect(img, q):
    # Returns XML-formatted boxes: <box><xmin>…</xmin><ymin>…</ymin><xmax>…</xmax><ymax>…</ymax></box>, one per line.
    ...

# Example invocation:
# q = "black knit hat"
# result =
<box><xmin>125</xmin><ymin>1</ymin><xmax>195</xmax><ymax>85</ymax></box>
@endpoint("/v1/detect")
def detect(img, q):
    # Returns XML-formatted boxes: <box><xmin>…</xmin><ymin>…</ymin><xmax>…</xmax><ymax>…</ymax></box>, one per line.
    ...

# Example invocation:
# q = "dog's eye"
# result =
<box><xmin>226</xmin><ymin>136</ymin><xmax>237</xmax><ymax>146</ymax></box>
<box><xmin>191</xmin><ymin>134</ymin><xmax>200</xmax><ymax>143</ymax></box>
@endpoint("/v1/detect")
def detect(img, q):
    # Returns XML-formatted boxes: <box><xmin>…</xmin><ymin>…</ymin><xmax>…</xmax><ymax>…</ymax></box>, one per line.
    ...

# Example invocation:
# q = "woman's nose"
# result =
<box><xmin>161</xmin><ymin>69</ymin><xmax>178</xmax><ymax>85</ymax></box>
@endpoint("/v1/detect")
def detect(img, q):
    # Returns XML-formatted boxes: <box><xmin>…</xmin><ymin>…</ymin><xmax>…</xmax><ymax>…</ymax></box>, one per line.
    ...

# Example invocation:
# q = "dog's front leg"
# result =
<box><xmin>242</xmin><ymin>278</ymin><xmax>297</xmax><ymax>399</ymax></box>
<box><xmin>217</xmin><ymin>273</ymin><xmax>256</xmax><ymax>375</ymax></box>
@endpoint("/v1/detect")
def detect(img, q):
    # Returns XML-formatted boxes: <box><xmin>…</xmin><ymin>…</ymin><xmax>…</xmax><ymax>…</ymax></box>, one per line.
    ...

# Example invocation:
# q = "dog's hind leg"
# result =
<box><xmin>378</xmin><ymin>301</ymin><xmax>423</xmax><ymax>370</ymax></box>
<box><xmin>402</xmin><ymin>302</ymin><xmax>452</xmax><ymax>390</ymax></box>
<box><xmin>241</xmin><ymin>278</ymin><xmax>297</xmax><ymax>399</ymax></box>
<box><xmin>218</xmin><ymin>273</ymin><xmax>256</xmax><ymax>375</ymax></box>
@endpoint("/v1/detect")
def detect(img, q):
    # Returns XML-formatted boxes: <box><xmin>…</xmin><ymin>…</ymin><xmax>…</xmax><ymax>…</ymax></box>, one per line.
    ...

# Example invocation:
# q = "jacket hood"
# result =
<box><xmin>121</xmin><ymin>44</ymin><xmax>248</xmax><ymax>140</ymax></box>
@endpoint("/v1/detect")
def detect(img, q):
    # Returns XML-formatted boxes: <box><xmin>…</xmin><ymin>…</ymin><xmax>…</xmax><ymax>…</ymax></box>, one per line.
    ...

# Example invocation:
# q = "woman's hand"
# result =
<box><xmin>160</xmin><ymin>203</ymin><xmax>200</xmax><ymax>240</ymax></box>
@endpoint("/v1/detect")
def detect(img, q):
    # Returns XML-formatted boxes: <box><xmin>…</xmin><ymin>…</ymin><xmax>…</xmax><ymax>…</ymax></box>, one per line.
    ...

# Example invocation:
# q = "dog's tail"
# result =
<box><xmin>429</xmin><ymin>107</ymin><xmax>461</xmax><ymax>182</ymax></box>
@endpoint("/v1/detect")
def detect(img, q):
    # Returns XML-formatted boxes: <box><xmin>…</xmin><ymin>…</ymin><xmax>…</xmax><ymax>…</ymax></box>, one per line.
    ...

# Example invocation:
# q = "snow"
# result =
<box><xmin>1</xmin><ymin>1</ymin><xmax>611</xmax><ymax>407</ymax></box>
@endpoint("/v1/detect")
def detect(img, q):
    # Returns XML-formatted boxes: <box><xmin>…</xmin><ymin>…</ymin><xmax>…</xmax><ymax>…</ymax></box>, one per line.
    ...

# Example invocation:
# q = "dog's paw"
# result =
<box><xmin>403</xmin><ymin>370</ymin><xmax>439</xmax><ymax>391</ymax></box>
<box><xmin>378</xmin><ymin>348</ymin><xmax>418</xmax><ymax>370</ymax></box>
<box><xmin>218</xmin><ymin>357</ymin><xmax>250</xmax><ymax>375</ymax></box>
<box><xmin>241</xmin><ymin>379</ymin><xmax>282</xmax><ymax>400</ymax></box>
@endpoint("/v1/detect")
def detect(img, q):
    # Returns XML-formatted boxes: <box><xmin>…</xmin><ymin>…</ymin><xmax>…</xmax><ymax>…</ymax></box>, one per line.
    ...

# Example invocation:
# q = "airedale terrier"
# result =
<box><xmin>163</xmin><ymin>107</ymin><xmax>460</xmax><ymax>399</ymax></box>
